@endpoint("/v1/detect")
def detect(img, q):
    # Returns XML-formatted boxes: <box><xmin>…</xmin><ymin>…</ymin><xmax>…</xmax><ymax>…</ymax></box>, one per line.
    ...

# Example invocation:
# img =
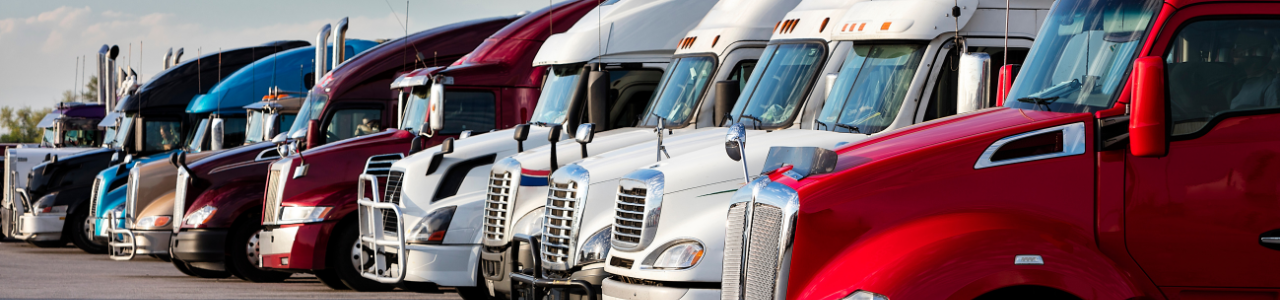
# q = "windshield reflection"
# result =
<box><xmin>817</xmin><ymin>44</ymin><xmax>926</xmax><ymax>134</ymax></box>
<box><xmin>729</xmin><ymin>43</ymin><xmax>825</xmax><ymax>129</ymax></box>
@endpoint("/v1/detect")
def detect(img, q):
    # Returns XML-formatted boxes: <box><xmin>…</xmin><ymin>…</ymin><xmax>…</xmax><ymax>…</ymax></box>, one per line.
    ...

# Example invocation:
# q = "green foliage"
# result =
<box><xmin>0</xmin><ymin>107</ymin><xmax>53</xmax><ymax>143</ymax></box>
<box><xmin>60</xmin><ymin>76</ymin><xmax>98</xmax><ymax>103</ymax></box>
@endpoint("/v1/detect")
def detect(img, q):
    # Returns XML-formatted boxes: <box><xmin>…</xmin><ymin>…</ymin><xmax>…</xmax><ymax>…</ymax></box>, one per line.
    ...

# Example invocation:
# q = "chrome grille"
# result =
<box><xmin>363</xmin><ymin>154</ymin><xmax>403</xmax><ymax>177</ymax></box>
<box><xmin>88</xmin><ymin>176</ymin><xmax>103</xmax><ymax>218</ymax></box>
<box><xmin>540</xmin><ymin>180</ymin><xmax>579</xmax><ymax>267</ymax></box>
<box><xmin>482</xmin><ymin>171</ymin><xmax>513</xmax><ymax>241</ymax></box>
<box><xmin>126</xmin><ymin>168</ymin><xmax>139</xmax><ymax>220</ymax></box>
<box><xmin>612</xmin><ymin>186</ymin><xmax>646</xmax><ymax>245</ymax></box>
<box><xmin>721</xmin><ymin>202</ymin><xmax>783</xmax><ymax>300</ymax></box>
<box><xmin>173</xmin><ymin>169</ymin><xmax>189</xmax><ymax>232</ymax></box>
<box><xmin>262</xmin><ymin>170</ymin><xmax>283</xmax><ymax>224</ymax></box>
<box><xmin>381</xmin><ymin>170</ymin><xmax>404</xmax><ymax>233</ymax></box>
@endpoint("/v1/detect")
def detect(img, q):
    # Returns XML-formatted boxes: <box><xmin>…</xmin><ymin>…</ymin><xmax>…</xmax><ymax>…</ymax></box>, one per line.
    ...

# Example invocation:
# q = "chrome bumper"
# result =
<box><xmin>601</xmin><ymin>278</ymin><xmax>721</xmax><ymax>300</ymax></box>
<box><xmin>356</xmin><ymin>174</ymin><xmax>407</xmax><ymax>284</ymax></box>
<box><xmin>17</xmin><ymin>212</ymin><xmax>65</xmax><ymax>241</ymax></box>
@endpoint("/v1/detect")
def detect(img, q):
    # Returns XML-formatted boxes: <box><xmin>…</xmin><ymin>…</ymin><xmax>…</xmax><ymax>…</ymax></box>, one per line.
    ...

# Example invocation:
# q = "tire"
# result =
<box><xmin>326</xmin><ymin>224</ymin><xmax>394</xmax><ymax>291</ymax></box>
<box><xmin>314</xmin><ymin>269</ymin><xmax>350</xmax><ymax>290</ymax></box>
<box><xmin>171</xmin><ymin>258</ymin><xmax>198</xmax><ymax>277</ymax></box>
<box><xmin>187</xmin><ymin>264</ymin><xmax>232</xmax><ymax>279</ymax></box>
<box><xmin>29</xmin><ymin>240</ymin><xmax>66</xmax><ymax>248</ymax></box>
<box><xmin>68</xmin><ymin>206</ymin><xmax>106</xmax><ymax>254</ymax></box>
<box><xmin>227</xmin><ymin>219</ymin><xmax>291</xmax><ymax>283</ymax></box>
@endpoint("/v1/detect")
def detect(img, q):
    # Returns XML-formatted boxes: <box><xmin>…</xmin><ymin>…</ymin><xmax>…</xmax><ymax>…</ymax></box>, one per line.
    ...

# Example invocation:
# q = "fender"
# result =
<box><xmin>284</xmin><ymin>180</ymin><xmax>360</xmax><ymax>221</ymax></box>
<box><xmin>795</xmin><ymin>212</ymin><xmax>1142</xmax><ymax>299</ymax></box>
<box><xmin>188</xmin><ymin>179</ymin><xmax>267</xmax><ymax>228</ymax></box>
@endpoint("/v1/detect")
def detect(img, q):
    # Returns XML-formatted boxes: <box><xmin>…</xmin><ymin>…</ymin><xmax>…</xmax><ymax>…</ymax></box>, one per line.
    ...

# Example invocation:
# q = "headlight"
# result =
<box><xmin>33</xmin><ymin>193</ymin><xmax>65</xmax><ymax>215</ymax></box>
<box><xmin>409</xmin><ymin>206</ymin><xmax>455</xmax><ymax>244</ymax></box>
<box><xmin>106</xmin><ymin>203</ymin><xmax>126</xmax><ymax>216</ymax></box>
<box><xmin>648</xmin><ymin>241</ymin><xmax>703</xmax><ymax>269</ymax></box>
<box><xmin>135</xmin><ymin>215</ymin><xmax>172</xmax><ymax>228</ymax></box>
<box><xmin>842</xmin><ymin>290</ymin><xmax>888</xmax><ymax>300</ymax></box>
<box><xmin>277</xmin><ymin>206</ymin><xmax>332</xmax><ymax>224</ymax></box>
<box><xmin>577</xmin><ymin>227</ymin><xmax>611</xmax><ymax>267</ymax></box>
<box><xmin>183</xmin><ymin>205</ymin><xmax>217</xmax><ymax>225</ymax></box>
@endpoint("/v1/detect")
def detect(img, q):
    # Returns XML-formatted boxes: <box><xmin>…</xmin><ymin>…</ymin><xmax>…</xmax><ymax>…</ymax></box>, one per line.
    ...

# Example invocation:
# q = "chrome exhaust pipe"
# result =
<box><xmin>97</xmin><ymin>45</ymin><xmax>109</xmax><ymax>105</ymax></box>
<box><xmin>163</xmin><ymin>48</ymin><xmax>173</xmax><ymax>70</ymax></box>
<box><xmin>106</xmin><ymin>45</ymin><xmax>119</xmax><ymax>110</ymax></box>
<box><xmin>332</xmin><ymin>17</ymin><xmax>348</xmax><ymax>70</ymax></box>
<box><xmin>315</xmin><ymin>24</ymin><xmax>332</xmax><ymax>85</ymax></box>
<box><xmin>173</xmin><ymin>48</ymin><xmax>184</xmax><ymax>66</ymax></box>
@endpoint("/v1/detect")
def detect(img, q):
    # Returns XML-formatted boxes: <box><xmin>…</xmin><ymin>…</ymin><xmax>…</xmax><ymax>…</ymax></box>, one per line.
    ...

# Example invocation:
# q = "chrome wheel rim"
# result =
<box><xmin>83</xmin><ymin>216</ymin><xmax>95</xmax><ymax>239</ymax></box>
<box><xmin>246</xmin><ymin>230</ymin><xmax>262</xmax><ymax>266</ymax></box>
<box><xmin>350</xmin><ymin>239</ymin><xmax>363</xmax><ymax>270</ymax></box>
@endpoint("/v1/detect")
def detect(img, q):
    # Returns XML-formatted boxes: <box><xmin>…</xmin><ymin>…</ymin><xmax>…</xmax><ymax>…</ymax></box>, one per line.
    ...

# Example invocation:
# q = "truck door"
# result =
<box><xmin>1126</xmin><ymin>4</ymin><xmax>1280</xmax><ymax>294</ymax></box>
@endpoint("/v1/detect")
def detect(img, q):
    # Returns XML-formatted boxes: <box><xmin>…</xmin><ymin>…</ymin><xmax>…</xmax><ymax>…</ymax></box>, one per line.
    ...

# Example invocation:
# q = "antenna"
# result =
<box><xmin>1004</xmin><ymin>0</ymin><xmax>1010</xmax><ymax>65</ymax></box>
<box><xmin>198</xmin><ymin>48</ymin><xmax>202</xmax><ymax>94</ymax></box>
<box><xmin>597</xmin><ymin>0</ymin><xmax>603</xmax><ymax>71</ymax></box>
<box><xmin>217</xmin><ymin>48</ymin><xmax>222</xmax><ymax>115</ymax></box>
<box><xmin>74</xmin><ymin>56</ymin><xmax>79</xmax><ymax>102</ymax></box>
<box><xmin>139</xmin><ymin>40</ymin><xmax>142</xmax><ymax>81</ymax></box>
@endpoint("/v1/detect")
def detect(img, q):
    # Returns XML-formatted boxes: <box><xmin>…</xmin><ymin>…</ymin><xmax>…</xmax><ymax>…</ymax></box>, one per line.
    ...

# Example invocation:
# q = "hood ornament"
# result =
<box><xmin>654</xmin><ymin>115</ymin><xmax>672</xmax><ymax>161</ymax></box>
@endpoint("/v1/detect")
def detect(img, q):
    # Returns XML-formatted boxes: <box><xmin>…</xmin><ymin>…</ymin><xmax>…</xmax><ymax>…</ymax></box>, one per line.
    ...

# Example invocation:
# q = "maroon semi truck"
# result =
<box><xmin>170</xmin><ymin>16</ymin><xmax>514</xmax><ymax>284</ymax></box>
<box><xmin>255</xmin><ymin>2</ymin><xmax>597</xmax><ymax>292</ymax></box>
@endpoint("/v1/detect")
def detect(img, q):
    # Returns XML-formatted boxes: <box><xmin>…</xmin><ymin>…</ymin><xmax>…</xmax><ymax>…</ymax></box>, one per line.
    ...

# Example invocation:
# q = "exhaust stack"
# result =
<box><xmin>163</xmin><ymin>48</ymin><xmax>173</xmax><ymax>70</ymax></box>
<box><xmin>332</xmin><ymin>17</ymin><xmax>349</xmax><ymax>70</ymax></box>
<box><xmin>315</xmin><ymin>24</ymin><xmax>332</xmax><ymax>87</ymax></box>
<box><xmin>173</xmin><ymin>48</ymin><xmax>184</xmax><ymax>66</ymax></box>
<box><xmin>97</xmin><ymin>45</ymin><xmax>109</xmax><ymax>105</ymax></box>
<box><xmin>106</xmin><ymin>45</ymin><xmax>120</xmax><ymax>110</ymax></box>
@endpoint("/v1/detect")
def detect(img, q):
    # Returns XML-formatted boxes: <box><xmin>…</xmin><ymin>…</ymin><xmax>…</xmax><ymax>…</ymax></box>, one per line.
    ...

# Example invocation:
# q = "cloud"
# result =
<box><xmin>0</xmin><ymin>6</ymin><xmax>406</xmax><ymax>108</ymax></box>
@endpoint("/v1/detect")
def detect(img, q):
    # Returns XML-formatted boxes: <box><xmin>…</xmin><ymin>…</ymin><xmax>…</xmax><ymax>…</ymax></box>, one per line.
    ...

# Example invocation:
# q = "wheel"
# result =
<box><xmin>314</xmin><ymin>269</ymin><xmax>350</xmax><ymax>290</ymax></box>
<box><xmin>28</xmin><ymin>240</ymin><xmax>66</xmax><ymax>248</ymax></box>
<box><xmin>171</xmin><ymin>258</ymin><xmax>198</xmax><ymax>277</ymax></box>
<box><xmin>326</xmin><ymin>224</ymin><xmax>394</xmax><ymax>291</ymax></box>
<box><xmin>227</xmin><ymin>221</ymin><xmax>291</xmax><ymax>282</ymax></box>
<box><xmin>69</xmin><ymin>206</ymin><xmax>106</xmax><ymax>254</ymax></box>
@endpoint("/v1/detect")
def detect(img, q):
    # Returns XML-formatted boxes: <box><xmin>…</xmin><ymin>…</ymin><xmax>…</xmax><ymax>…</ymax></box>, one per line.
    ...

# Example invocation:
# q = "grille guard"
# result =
<box><xmin>356</xmin><ymin>173</ymin><xmax>408</xmax><ymax>284</ymax></box>
<box><xmin>509</xmin><ymin>234</ymin><xmax>598</xmax><ymax>300</ymax></box>
<box><xmin>106</xmin><ymin>213</ymin><xmax>136</xmax><ymax>261</ymax></box>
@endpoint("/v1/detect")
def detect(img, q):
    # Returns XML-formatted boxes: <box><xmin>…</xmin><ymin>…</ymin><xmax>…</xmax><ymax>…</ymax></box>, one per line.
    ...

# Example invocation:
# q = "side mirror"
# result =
<box><xmin>408</xmin><ymin>134</ymin><xmax>425</xmax><ymax>154</ymax></box>
<box><xmin>263</xmin><ymin>113</ymin><xmax>278</xmax><ymax>140</ymax></box>
<box><xmin>305</xmin><ymin>119</ymin><xmax>321</xmax><ymax>150</ymax></box>
<box><xmin>724</xmin><ymin>122</ymin><xmax>749</xmax><ymax>184</ymax></box>
<box><xmin>512</xmin><ymin>124</ymin><xmax>530</xmax><ymax>152</ymax></box>
<box><xmin>429</xmin><ymin>80</ymin><xmax>445</xmax><ymax>132</ymax></box>
<box><xmin>132</xmin><ymin>118</ymin><xmax>145</xmax><ymax>154</ymax></box>
<box><xmin>996</xmin><ymin>64</ymin><xmax>1021</xmax><ymax>106</ymax></box>
<box><xmin>1129</xmin><ymin>56</ymin><xmax>1167</xmax><ymax>157</ymax></box>
<box><xmin>586</xmin><ymin>68</ymin><xmax>609</xmax><ymax>130</ymax></box>
<box><xmin>272</xmin><ymin>133</ymin><xmax>290</xmax><ymax>145</ymax></box>
<box><xmin>957</xmin><ymin>52</ymin><xmax>992</xmax><ymax>113</ymax></box>
<box><xmin>123</xmin><ymin>154</ymin><xmax>133</xmax><ymax>165</ymax></box>
<box><xmin>563</xmin><ymin>65</ymin><xmax>592</xmax><ymax>134</ymax></box>
<box><xmin>548</xmin><ymin>124</ymin><xmax>561</xmax><ymax>172</ymax></box>
<box><xmin>713</xmin><ymin>80</ymin><xmax>740</xmax><ymax>126</ymax></box>
<box><xmin>169</xmin><ymin>152</ymin><xmax>180</xmax><ymax>168</ymax></box>
<box><xmin>575</xmin><ymin>123</ymin><xmax>595</xmax><ymax>158</ymax></box>
<box><xmin>210</xmin><ymin>117</ymin><xmax>225</xmax><ymax>151</ymax></box>
<box><xmin>440</xmin><ymin>137</ymin><xmax>455</xmax><ymax>154</ymax></box>
<box><xmin>823</xmin><ymin>73</ymin><xmax>839</xmax><ymax>99</ymax></box>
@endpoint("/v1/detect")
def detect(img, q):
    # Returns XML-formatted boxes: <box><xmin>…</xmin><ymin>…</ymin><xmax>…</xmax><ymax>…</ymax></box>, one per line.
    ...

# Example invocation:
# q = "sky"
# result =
<box><xmin>0</xmin><ymin>0</ymin><xmax>554</xmax><ymax>109</ymax></box>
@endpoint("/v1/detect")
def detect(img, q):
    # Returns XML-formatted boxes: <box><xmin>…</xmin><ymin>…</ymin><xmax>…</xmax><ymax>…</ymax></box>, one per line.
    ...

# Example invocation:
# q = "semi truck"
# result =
<box><xmin>174</xmin><ymin>16</ymin><xmax>512</xmax><ymax>287</ymax></box>
<box><xmin>593</xmin><ymin>0</ymin><xmax>1051</xmax><ymax>298</ymax></box>
<box><xmin>722</xmin><ymin>0</ymin><xmax>1278</xmax><ymax>297</ymax></box>
<box><xmin>348</xmin><ymin>0</ymin><xmax>598</xmax><ymax>296</ymax></box>
<box><xmin>16</xmin><ymin>40</ymin><xmax>307</xmax><ymax>252</ymax></box>
<box><xmin>105</xmin><ymin>38</ymin><xmax>378</xmax><ymax>265</ymax></box>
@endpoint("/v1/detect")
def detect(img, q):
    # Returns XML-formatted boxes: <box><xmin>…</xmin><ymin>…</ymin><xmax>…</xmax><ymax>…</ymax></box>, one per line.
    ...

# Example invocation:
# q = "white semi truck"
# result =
<box><xmin>593</xmin><ymin>0</ymin><xmax>1052</xmax><ymax>299</ymax></box>
<box><xmin>355</xmin><ymin>0</ymin><xmax>717</xmax><ymax>298</ymax></box>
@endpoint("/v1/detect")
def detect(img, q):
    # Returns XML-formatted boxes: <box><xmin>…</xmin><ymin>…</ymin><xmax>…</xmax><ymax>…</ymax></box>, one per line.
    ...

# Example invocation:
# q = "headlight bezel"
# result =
<box><xmin>275</xmin><ymin>206</ymin><xmax>333</xmax><ymax>224</ymax></box>
<box><xmin>641</xmin><ymin>239</ymin><xmax>705</xmax><ymax>270</ymax></box>
<box><xmin>33</xmin><ymin>192</ymin><xmax>64</xmax><ymax>215</ymax></box>
<box><xmin>183</xmin><ymin>205</ymin><xmax>217</xmax><ymax>226</ymax></box>
<box><xmin>135</xmin><ymin>215</ymin><xmax>172</xmax><ymax>229</ymax></box>
<box><xmin>575</xmin><ymin>226</ymin><xmax>612</xmax><ymax>267</ymax></box>
<box><xmin>841</xmin><ymin>290</ymin><xmax>889</xmax><ymax>300</ymax></box>
<box><xmin>408</xmin><ymin>206</ymin><xmax>456</xmax><ymax>244</ymax></box>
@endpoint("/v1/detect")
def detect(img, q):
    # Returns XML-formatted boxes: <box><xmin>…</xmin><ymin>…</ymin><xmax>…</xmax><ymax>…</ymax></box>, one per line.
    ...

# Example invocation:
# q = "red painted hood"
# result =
<box><xmin>276</xmin><ymin>129</ymin><xmax>413</xmax><ymax>209</ymax></box>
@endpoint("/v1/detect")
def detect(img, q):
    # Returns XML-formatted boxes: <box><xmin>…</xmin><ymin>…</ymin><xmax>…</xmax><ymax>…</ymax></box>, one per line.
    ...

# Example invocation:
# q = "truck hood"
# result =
<box><xmin>643</xmin><ymin>129</ymin><xmax>868</xmax><ymax>194</ymax></box>
<box><xmin>572</xmin><ymin>127</ymin><xmax>755</xmax><ymax>185</ymax></box>
<box><xmin>509</xmin><ymin>127</ymin><xmax>653</xmax><ymax>173</ymax></box>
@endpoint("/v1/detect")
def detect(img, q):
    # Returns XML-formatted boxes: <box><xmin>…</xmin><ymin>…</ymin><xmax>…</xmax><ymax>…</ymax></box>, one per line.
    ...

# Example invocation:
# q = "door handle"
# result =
<box><xmin>1262</xmin><ymin>237</ymin><xmax>1280</xmax><ymax>244</ymax></box>
<box><xmin>1259</xmin><ymin>229</ymin><xmax>1280</xmax><ymax>250</ymax></box>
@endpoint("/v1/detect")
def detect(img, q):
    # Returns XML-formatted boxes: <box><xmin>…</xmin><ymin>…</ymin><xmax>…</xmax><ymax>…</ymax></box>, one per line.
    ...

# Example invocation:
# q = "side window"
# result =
<box><xmin>222</xmin><ymin>117</ymin><xmax>247</xmax><ymax>147</ymax></box>
<box><xmin>144</xmin><ymin>120</ymin><xmax>183</xmax><ymax>152</ymax></box>
<box><xmin>325</xmin><ymin>108</ymin><xmax>383</xmax><ymax>142</ymax></box>
<box><xmin>924</xmin><ymin>46</ymin><xmax>1029</xmax><ymax>121</ymax></box>
<box><xmin>605</xmin><ymin>69</ymin><xmax>664</xmax><ymax>129</ymax></box>
<box><xmin>728</xmin><ymin>60</ymin><xmax>758</xmax><ymax>91</ymax></box>
<box><xmin>441</xmin><ymin>91</ymin><xmax>496</xmax><ymax>134</ymax></box>
<box><xmin>1165</xmin><ymin>19</ymin><xmax>1280</xmax><ymax>136</ymax></box>
<box><xmin>279</xmin><ymin>114</ymin><xmax>298</xmax><ymax>134</ymax></box>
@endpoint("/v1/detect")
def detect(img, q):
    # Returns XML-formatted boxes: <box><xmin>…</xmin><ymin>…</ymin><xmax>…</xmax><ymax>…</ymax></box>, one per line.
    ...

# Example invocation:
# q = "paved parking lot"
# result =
<box><xmin>0</xmin><ymin>239</ymin><xmax>462</xmax><ymax>299</ymax></box>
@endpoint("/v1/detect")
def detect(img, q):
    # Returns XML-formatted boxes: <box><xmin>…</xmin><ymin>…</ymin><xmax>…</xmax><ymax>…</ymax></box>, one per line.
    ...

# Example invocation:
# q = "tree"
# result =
<box><xmin>60</xmin><ymin>75</ymin><xmax>98</xmax><ymax>103</ymax></box>
<box><xmin>0</xmin><ymin>106</ymin><xmax>52</xmax><ymax>143</ymax></box>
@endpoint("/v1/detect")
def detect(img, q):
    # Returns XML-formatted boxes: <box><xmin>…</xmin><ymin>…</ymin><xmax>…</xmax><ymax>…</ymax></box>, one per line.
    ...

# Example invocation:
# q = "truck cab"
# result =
<box><xmin>719</xmin><ymin>0</ymin><xmax>1280</xmax><ymax>298</ymax></box>
<box><xmin>599</xmin><ymin>0</ymin><xmax>1051</xmax><ymax>298</ymax></box>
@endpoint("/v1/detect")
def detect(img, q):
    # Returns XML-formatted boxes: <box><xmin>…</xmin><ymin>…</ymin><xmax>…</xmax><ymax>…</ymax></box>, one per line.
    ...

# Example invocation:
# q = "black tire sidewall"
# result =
<box><xmin>328</xmin><ymin>223</ymin><xmax>393</xmax><ymax>291</ymax></box>
<box><xmin>67</xmin><ymin>204</ymin><xmax>106</xmax><ymax>254</ymax></box>
<box><xmin>227</xmin><ymin>215</ymin><xmax>290</xmax><ymax>282</ymax></box>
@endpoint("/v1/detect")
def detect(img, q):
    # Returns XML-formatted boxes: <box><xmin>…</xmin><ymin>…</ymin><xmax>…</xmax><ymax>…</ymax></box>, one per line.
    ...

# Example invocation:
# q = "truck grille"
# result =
<box><xmin>363</xmin><ymin>154</ymin><xmax>402</xmax><ymax>177</ymax></box>
<box><xmin>126</xmin><ymin>168</ymin><xmax>139</xmax><ymax>220</ymax></box>
<box><xmin>174</xmin><ymin>169</ymin><xmax>189</xmax><ymax>231</ymax></box>
<box><xmin>540</xmin><ymin>180</ymin><xmax>579</xmax><ymax>267</ymax></box>
<box><xmin>88</xmin><ymin>176</ymin><xmax>103</xmax><ymax>219</ymax></box>
<box><xmin>381</xmin><ymin>170</ymin><xmax>404</xmax><ymax>233</ymax></box>
<box><xmin>721</xmin><ymin>202</ymin><xmax>784</xmax><ymax>300</ymax></box>
<box><xmin>482</xmin><ymin>171</ymin><xmax>513</xmax><ymax>242</ymax></box>
<box><xmin>612</xmin><ymin>186</ymin><xmax>646</xmax><ymax>245</ymax></box>
<box><xmin>262</xmin><ymin>169</ymin><xmax>283</xmax><ymax>224</ymax></box>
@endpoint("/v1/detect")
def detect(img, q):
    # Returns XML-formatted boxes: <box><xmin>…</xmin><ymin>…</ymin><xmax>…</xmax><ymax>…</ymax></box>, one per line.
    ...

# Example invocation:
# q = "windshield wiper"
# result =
<box><xmin>834</xmin><ymin>123</ymin><xmax>861</xmax><ymax>133</ymax></box>
<box><xmin>1017</xmin><ymin>96</ymin><xmax>1059</xmax><ymax>112</ymax></box>
<box><xmin>738</xmin><ymin>114</ymin><xmax>764</xmax><ymax>130</ymax></box>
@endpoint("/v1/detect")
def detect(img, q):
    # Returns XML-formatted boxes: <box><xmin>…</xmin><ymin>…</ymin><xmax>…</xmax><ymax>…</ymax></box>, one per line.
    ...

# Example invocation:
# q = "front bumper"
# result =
<box><xmin>508</xmin><ymin>235</ymin><xmax>606</xmax><ymax>300</ymax></box>
<box><xmin>172</xmin><ymin>229</ymin><xmax>228</xmax><ymax>270</ymax></box>
<box><xmin>601</xmin><ymin>277</ymin><xmax>720</xmax><ymax>300</ymax></box>
<box><xmin>403</xmin><ymin>243</ymin><xmax>482</xmax><ymax>286</ymax></box>
<box><xmin>108</xmin><ymin>227</ymin><xmax>171</xmax><ymax>260</ymax></box>
<box><xmin>259</xmin><ymin>222</ymin><xmax>337</xmax><ymax>271</ymax></box>
<box><xmin>17</xmin><ymin>213</ymin><xmax>65</xmax><ymax>241</ymax></box>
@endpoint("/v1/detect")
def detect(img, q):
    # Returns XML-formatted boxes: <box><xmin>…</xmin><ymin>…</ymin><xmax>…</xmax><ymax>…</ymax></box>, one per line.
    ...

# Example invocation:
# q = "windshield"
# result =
<box><xmin>818</xmin><ymin>44</ymin><xmax>927</xmax><ymax>134</ymax></box>
<box><xmin>246</xmin><ymin>110</ymin><xmax>265</xmax><ymax>143</ymax></box>
<box><xmin>730</xmin><ymin>43</ymin><xmax>826</xmax><ymax>129</ymax></box>
<box><xmin>102</xmin><ymin>127</ymin><xmax>118</xmax><ymax>147</ymax></box>
<box><xmin>287</xmin><ymin>90</ymin><xmax>329</xmax><ymax>138</ymax></box>
<box><xmin>109</xmin><ymin>117</ymin><xmax>134</xmax><ymax>149</ymax></box>
<box><xmin>640</xmin><ymin>56</ymin><xmax>717</xmax><ymax>127</ymax></box>
<box><xmin>186</xmin><ymin>118</ymin><xmax>209</xmax><ymax>152</ymax></box>
<box><xmin>42</xmin><ymin>128</ymin><xmax>55</xmax><ymax>146</ymax></box>
<box><xmin>1005</xmin><ymin>0</ymin><xmax>1161</xmax><ymax>113</ymax></box>
<box><xmin>530</xmin><ymin>63</ymin><xmax>585</xmax><ymax>125</ymax></box>
<box><xmin>401</xmin><ymin>87</ymin><xmax>429</xmax><ymax>132</ymax></box>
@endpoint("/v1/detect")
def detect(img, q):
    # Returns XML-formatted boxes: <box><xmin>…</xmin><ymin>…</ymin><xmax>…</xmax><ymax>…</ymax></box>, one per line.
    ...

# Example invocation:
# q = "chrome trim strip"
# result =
<box><xmin>974</xmin><ymin>122</ymin><xmax>1086</xmax><ymax>169</ymax></box>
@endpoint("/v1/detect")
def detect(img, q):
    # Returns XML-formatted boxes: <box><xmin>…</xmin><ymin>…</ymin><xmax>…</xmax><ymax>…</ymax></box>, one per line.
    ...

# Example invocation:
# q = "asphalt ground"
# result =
<box><xmin>0</xmin><ymin>238</ymin><xmax>463</xmax><ymax>299</ymax></box>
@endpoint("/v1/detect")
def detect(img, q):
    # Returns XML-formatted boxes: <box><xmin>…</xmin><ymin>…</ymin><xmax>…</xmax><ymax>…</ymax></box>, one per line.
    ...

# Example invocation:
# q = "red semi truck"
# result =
<box><xmin>722</xmin><ymin>0</ymin><xmax>1280</xmax><ymax>298</ymax></box>
<box><xmin>254</xmin><ymin>5</ymin><xmax>594</xmax><ymax>291</ymax></box>
<box><xmin>171</xmin><ymin>17</ymin><xmax>512</xmax><ymax>284</ymax></box>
